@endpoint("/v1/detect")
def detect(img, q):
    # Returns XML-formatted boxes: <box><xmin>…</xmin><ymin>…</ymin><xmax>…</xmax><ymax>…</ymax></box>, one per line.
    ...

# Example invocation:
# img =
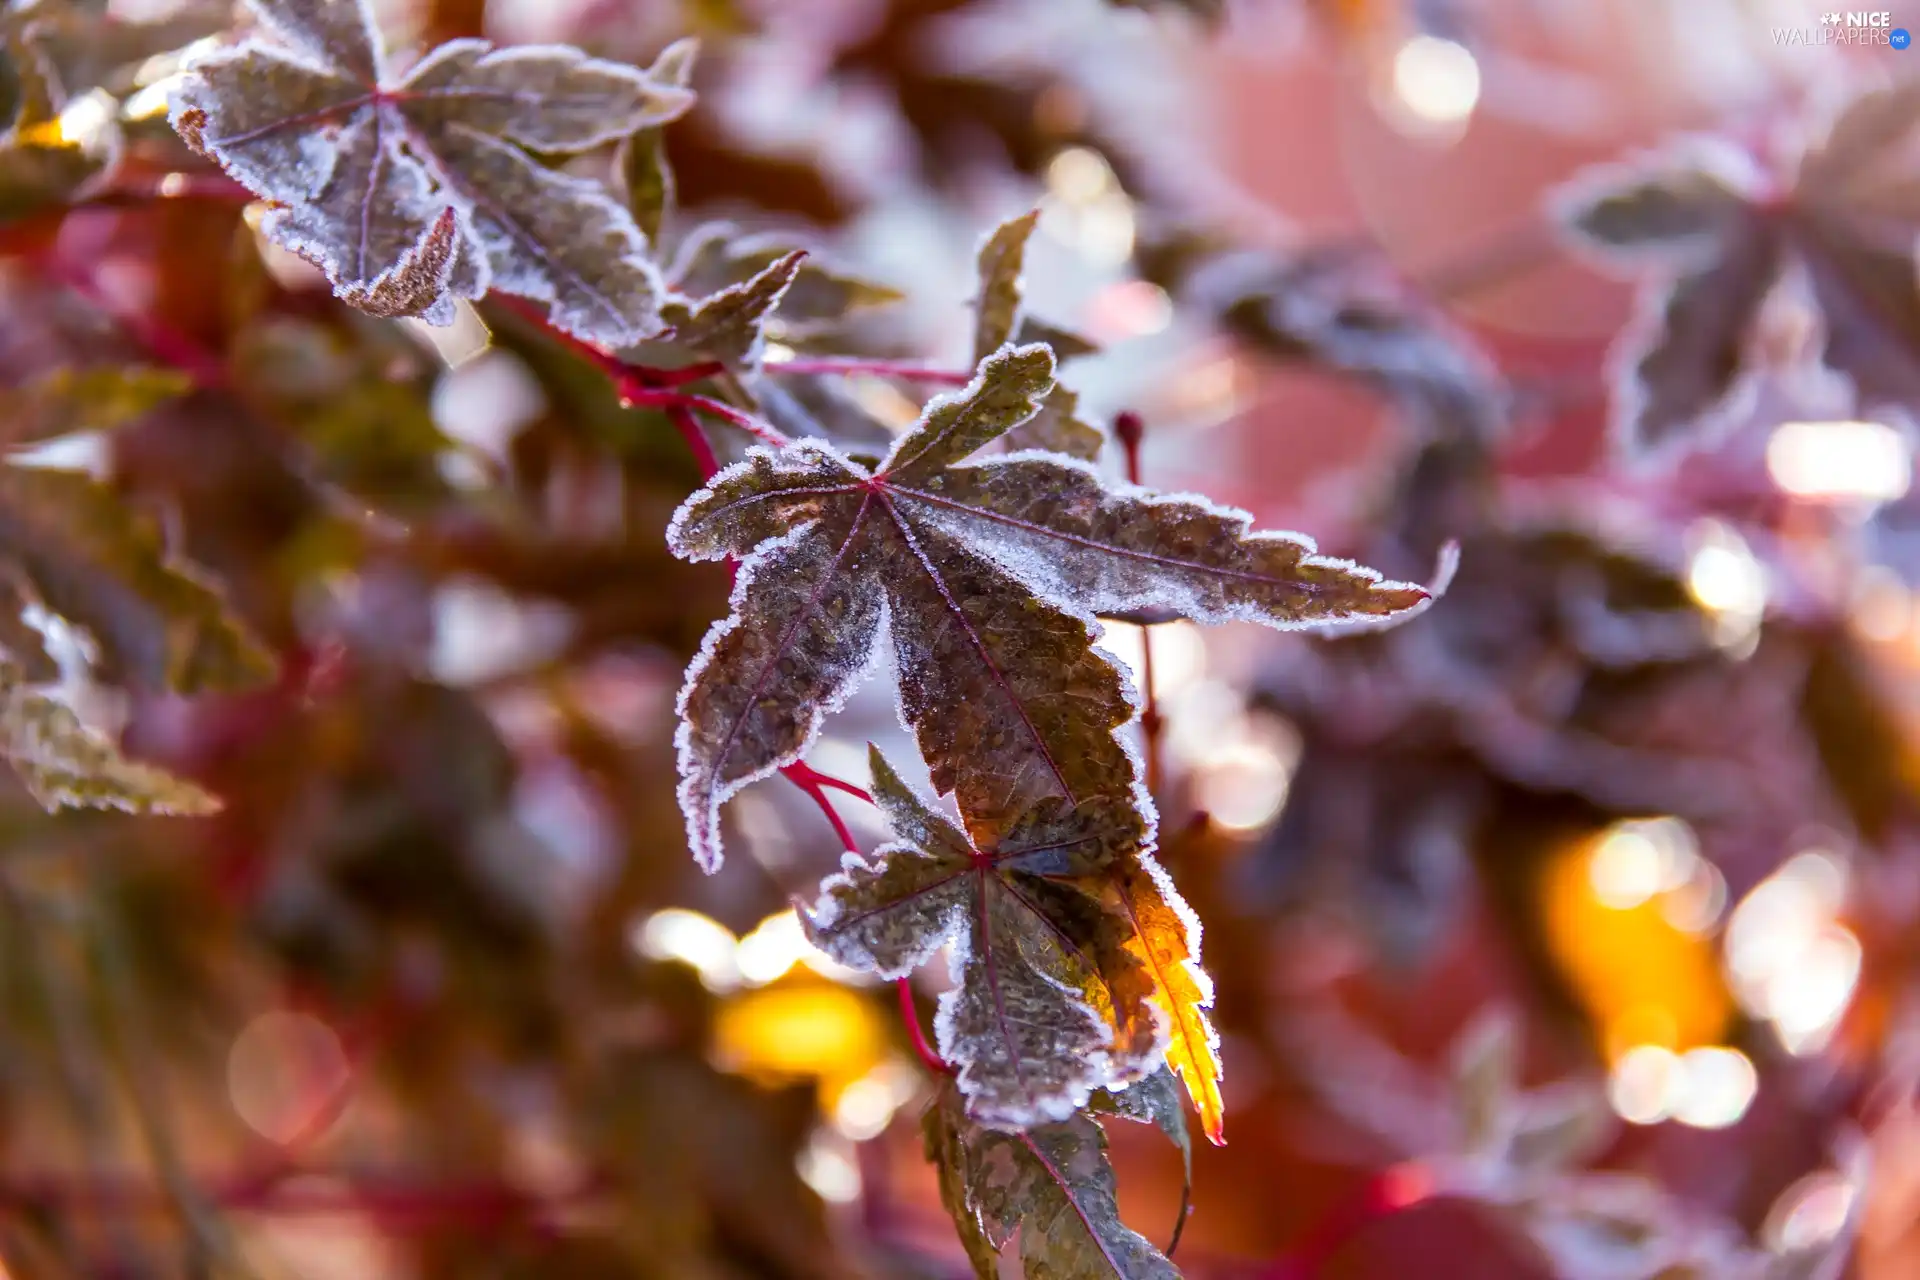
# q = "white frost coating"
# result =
<box><xmin>401</xmin><ymin>41</ymin><xmax>694</xmax><ymax>147</ymax></box>
<box><xmin>1131</xmin><ymin>845</ymin><xmax>1214</xmax><ymax>1011</ymax></box>
<box><xmin>239</xmin><ymin>0</ymin><xmax>384</xmax><ymax>79</ymax></box>
<box><xmin>665</xmin><ymin>220</ymin><xmax>740</xmax><ymax>286</ymax></box>
<box><xmin>665</xmin><ymin>439</ymin><xmax>868</xmax><ymax>560</ymax></box>
<box><xmin>244</xmin><ymin>0</ymin><xmax>383</xmax><ymax>72</ymax></box>
<box><xmin>392</xmin><ymin>36</ymin><xmax>486</xmax><ymax>87</ymax></box>
<box><xmin>894</xmin><ymin>453</ymin><xmax>1432</xmax><ymax>633</ymax></box>
<box><xmin>673</xmin><ymin>536</ymin><xmax>887</xmax><ymax>873</ymax></box>
<box><xmin>875</xmin><ymin>342</ymin><xmax>1052</xmax><ymax>475</ymax></box>
<box><xmin>663</xmin><ymin>447</ymin><xmax>780</xmax><ymax>560</ymax></box>
<box><xmin>799</xmin><ymin>840</ymin><xmax>966</xmax><ymax>977</ymax></box>
<box><xmin>1604</xmin><ymin>256</ymin><xmax>1765</xmax><ymax>463</ymax></box>
<box><xmin>1548</xmin><ymin>135</ymin><xmax>1762</xmax><ymax>268</ymax></box>
<box><xmin>457</xmin><ymin>44</ymin><xmax>695</xmax><ymax>142</ymax></box>
<box><xmin>1308</xmin><ymin>540</ymin><xmax>1462</xmax><ymax>636</ymax></box>
<box><xmin>932</xmin><ymin>909</ymin><xmax>1119</xmax><ymax>1131</ymax></box>
<box><xmin>337</xmin><ymin>211</ymin><xmax>462</xmax><ymax>326</ymax></box>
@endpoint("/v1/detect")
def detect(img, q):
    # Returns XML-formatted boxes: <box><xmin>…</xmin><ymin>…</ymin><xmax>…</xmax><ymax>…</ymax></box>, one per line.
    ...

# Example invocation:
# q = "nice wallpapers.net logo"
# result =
<box><xmin>1775</xmin><ymin>10</ymin><xmax>1912</xmax><ymax>45</ymax></box>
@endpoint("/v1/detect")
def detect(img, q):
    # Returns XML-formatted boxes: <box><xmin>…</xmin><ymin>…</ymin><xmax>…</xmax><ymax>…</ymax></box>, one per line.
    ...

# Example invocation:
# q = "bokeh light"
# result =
<box><xmin>1685</xmin><ymin>519</ymin><xmax>1767</xmax><ymax>651</ymax></box>
<box><xmin>1767</xmin><ymin>419</ymin><xmax>1911</xmax><ymax>504</ymax></box>
<box><xmin>1390</xmin><ymin>37</ymin><xmax>1481</xmax><ymax>127</ymax></box>
<box><xmin>1542</xmin><ymin>820</ymin><xmax>1734</xmax><ymax>1066</ymax></box>
<box><xmin>1724</xmin><ymin>848</ymin><xmax>1861</xmax><ymax>1056</ymax></box>
<box><xmin>634</xmin><ymin>908</ymin><xmax>742</xmax><ymax>993</ymax></box>
<box><xmin>228</xmin><ymin>1011</ymin><xmax>351</xmax><ymax>1146</ymax></box>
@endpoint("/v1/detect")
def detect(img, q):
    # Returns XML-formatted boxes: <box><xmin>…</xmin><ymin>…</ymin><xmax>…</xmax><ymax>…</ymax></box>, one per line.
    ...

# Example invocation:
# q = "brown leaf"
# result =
<box><xmin>973</xmin><ymin>211</ymin><xmax>1104</xmax><ymax>460</ymax></box>
<box><xmin>0</xmin><ymin>467</ymin><xmax>274</xmax><ymax>693</ymax></box>
<box><xmin>1091</xmin><ymin>1067</ymin><xmax>1193</xmax><ymax>1255</ymax></box>
<box><xmin>667</xmin><ymin>221</ymin><xmax>904</xmax><ymax>333</ymax></box>
<box><xmin>974</xmin><ymin>209</ymin><xmax>1041</xmax><ymax>360</ymax></box>
<box><xmin>1003</xmin><ymin>381</ymin><xmax>1104</xmax><ymax>461</ymax></box>
<box><xmin>925</xmin><ymin>1083</ymin><xmax>1182</xmax><ymax>1279</ymax></box>
<box><xmin>171</xmin><ymin>0</ymin><xmax>693</xmax><ymax>342</ymax></box>
<box><xmin>616</xmin><ymin>37</ymin><xmax>699</xmax><ymax>245</ymax></box>
<box><xmin>1558</xmin><ymin>82</ymin><xmax>1920</xmax><ymax>451</ymax></box>
<box><xmin>659</xmin><ymin>248</ymin><xmax>806</xmax><ymax>369</ymax></box>
<box><xmin>802</xmin><ymin>747</ymin><xmax>1156</xmax><ymax>1126</ymax></box>
<box><xmin>0</xmin><ymin>659</ymin><xmax>220</xmax><ymax>815</ymax></box>
<box><xmin>668</xmin><ymin>343</ymin><xmax>1426</xmax><ymax>870</ymax></box>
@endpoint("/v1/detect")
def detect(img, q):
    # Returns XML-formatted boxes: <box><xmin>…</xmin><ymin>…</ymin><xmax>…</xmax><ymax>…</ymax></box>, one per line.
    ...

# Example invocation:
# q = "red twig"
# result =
<box><xmin>898</xmin><ymin>978</ymin><xmax>951</xmax><ymax>1076</ymax></box>
<box><xmin>40</xmin><ymin>253</ymin><xmax>231</xmax><ymax>390</ymax></box>
<box><xmin>662</xmin><ymin>401</ymin><xmax>724</xmax><ymax>485</ymax></box>
<box><xmin>769</xmin><ymin>356</ymin><xmax>974</xmax><ymax>385</ymax></box>
<box><xmin>781</xmin><ymin>760</ymin><xmax>874</xmax><ymax>804</ymax></box>
<box><xmin>628</xmin><ymin>360</ymin><xmax>727</xmax><ymax>389</ymax></box>
<box><xmin>1115</xmin><ymin>412</ymin><xmax>1165</xmax><ymax>800</ymax></box>
<box><xmin>781</xmin><ymin>763</ymin><xmax>862</xmax><ymax>858</ymax></box>
<box><xmin>493</xmin><ymin>297</ymin><xmax>788</xmax><ymax>456</ymax></box>
<box><xmin>534</xmin><ymin>295</ymin><xmax>961</xmax><ymax>1094</ymax></box>
<box><xmin>770</xmin><ymin>762</ymin><xmax>953</xmax><ymax>1080</ymax></box>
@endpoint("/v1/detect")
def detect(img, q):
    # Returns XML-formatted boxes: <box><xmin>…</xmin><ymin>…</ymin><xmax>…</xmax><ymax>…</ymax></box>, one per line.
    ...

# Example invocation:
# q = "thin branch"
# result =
<box><xmin>781</xmin><ymin>763</ymin><xmax>862</xmax><ymax>858</ymax></box>
<box><xmin>493</xmin><ymin>298</ymin><xmax>789</xmax><ymax>457</ymax></box>
<box><xmin>1115</xmin><ymin>411</ymin><xmax>1165</xmax><ymax>801</ymax></box>
<box><xmin>40</xmin><ymin>253</ymin><xmax>232</xmax><ymax>389</ymax></box>
<box><xmin>661</xmin><ymin>402</ymin><xmax>723</xmax><ymax>482</ymax></box>
<box><xmin>897</xmin><ymin>979</ymin><xmax>951</xmax><ymax>1076</ymax></box>
<box><xmin>782</xmin><ymin>759</ymin><xmax>874</xmax><ymax>805</ymax></box>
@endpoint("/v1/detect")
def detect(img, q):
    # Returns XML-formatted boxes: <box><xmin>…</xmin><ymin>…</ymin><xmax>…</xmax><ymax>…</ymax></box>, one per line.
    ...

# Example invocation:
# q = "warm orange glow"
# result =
<box><xmin>1541</xmin><ymin>829</ymin><xmax>1735</xmax><ymax>1065</ymax></box>
<box><xmin>712</xmin><ymin>978</ymin><xmax>890</xmax><ymax>1104</ymax></box>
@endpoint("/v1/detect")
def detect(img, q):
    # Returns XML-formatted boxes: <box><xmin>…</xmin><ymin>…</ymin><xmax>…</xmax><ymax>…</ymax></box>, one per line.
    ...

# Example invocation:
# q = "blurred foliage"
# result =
<box><xmin>0</xmin><ymin>0</ymin><xmax>1916</xmax><ymax>1278</ymax></box>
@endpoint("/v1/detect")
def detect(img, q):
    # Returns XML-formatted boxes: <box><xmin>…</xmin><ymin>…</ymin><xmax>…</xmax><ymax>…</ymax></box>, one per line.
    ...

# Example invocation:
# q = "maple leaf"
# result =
<box><xmin>1110</xmin><ymin>858</ymin><xmax>1223</xmax><ymax>1146</ymax></box>
<box><xmin>1091</xmin><ymin>1067</ymin><xmax>1193</xmax><ymax>1255</ymax></box>
<box><xmin>0</xmin><ymin>464</ymin><xmax>273</xmax><ymax>694</ymax></box>
<box><xmin>658</xmin><ymin>248</ymin><xmax>806</xmax><ymax>370</ymax></box>
<box><xmin>169</xmin><ymin>0</ymin><xmax>693</xmax><ymax>342</ymax></box>
<box><xmin>668</xmin><ymin>342</ymin><xmax>1429</xmax><ymax>872</ymax></box>
<box><xmin>666</xmin><ymin>221</ymin><xmax>905</xmax><ymax>337</ymax></box>
<box><xmin>0</xmin><ymin>658</ymin><xmax>220</xmax><ymax>815</ymax></box>
<box><xmin>972</xmin><ymin>210</ymin><xmax>1104</xmax><ymax>460</ymax></box>
<box><xmin>802</xmin><ymin>747</ymin><xmax>1158</xmax><ymax>1126</ymax></box>
<box><xmin>1557</xmin><ymin>80</ymin><xmax>1920</xmax><ymax>453</ymax></box>
<box><xmin>1162</xmin><ymin>238</ymin><xmax>1508</xmax><ymax>444</ymax></box>
<box><xmin>617</xmin><ymin>222</ymin><xmax>903</xmax><ymax>379</ymax></box>
<box><xmin>616</xmin><ymin>36</ymin><xmax>699</xmax><ymax>246</ymax></box>
<box><xmin>924</xmin><ymin>1081</ymin><xmax>1181</xmax><ymax>1280</ymax></box>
